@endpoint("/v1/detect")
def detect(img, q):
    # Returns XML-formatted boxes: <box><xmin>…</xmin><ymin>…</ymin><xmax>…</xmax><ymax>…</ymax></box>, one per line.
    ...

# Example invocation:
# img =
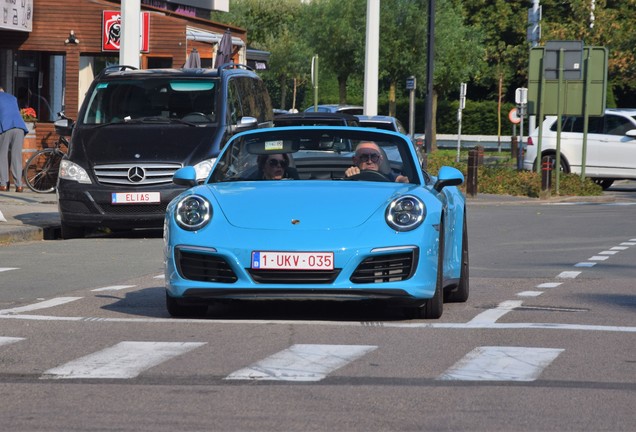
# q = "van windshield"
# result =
<box><xmin>81</xmin><ymin>78</ymin><xmax>218</xmax><ymax>125</ymax></box>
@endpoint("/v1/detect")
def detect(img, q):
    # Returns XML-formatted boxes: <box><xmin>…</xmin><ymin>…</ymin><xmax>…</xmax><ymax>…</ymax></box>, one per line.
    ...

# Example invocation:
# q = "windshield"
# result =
<box><xmin>81</xmin><ymin>78</ymin><xmax>218</xmax><ymax>125</ymax></box>
<box><xmin>210</xmin><ymin>128</ymin><xmax>420</xmax><ymax>184</ymax></box>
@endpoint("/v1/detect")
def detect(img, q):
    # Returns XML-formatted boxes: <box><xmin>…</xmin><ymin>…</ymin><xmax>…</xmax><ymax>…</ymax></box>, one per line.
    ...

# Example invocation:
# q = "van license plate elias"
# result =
<box><xmin>251</xmin><ymin>251</ymin><xmax>334</xmax><ymax>270</ymax></box>
<box><xmin>112</xmin><ymin>192</ymin><xmax>161</xmax><ymax>204</ymax></box>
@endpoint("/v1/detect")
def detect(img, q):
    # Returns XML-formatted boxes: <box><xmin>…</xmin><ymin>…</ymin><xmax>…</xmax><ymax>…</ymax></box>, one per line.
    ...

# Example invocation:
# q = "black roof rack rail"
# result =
<box><xmin>97</xmin><ymin>65</ymin><xmax>139</xmax><ymax>78</ymax></box>
<box><xmin>218</xmin><ymin>63</ymin><xmax>254</xmax><ymax>72</ymax></box>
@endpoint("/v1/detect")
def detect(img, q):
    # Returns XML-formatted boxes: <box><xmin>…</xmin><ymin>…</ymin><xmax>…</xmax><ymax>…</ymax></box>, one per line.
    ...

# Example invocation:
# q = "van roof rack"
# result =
<box><xmin>97</xmin><ymin>65</ymin><xmax>139</xmax><ymax>78</ymax></box>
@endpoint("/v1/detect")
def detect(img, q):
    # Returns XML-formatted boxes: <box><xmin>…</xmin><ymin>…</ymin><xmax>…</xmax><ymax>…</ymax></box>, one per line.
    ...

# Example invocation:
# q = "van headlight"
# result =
<box><xmin>194</xmin><ymin>158</ymin><xmax>216</xmax><ymax>182</ymax></box>
<box><xmin>175</xmin><ymin>195</ymin><xmax>211</xmax><ymax>231</ymax></box>
<box><xmin>386</xmin><ymin>196</ymin><xmax>425</xmax><ymax>231</ymax></box>
<box><xmin>59</xmin><ymin>159</ymin><xmax>92</xmax><ymax>184</ymax></box>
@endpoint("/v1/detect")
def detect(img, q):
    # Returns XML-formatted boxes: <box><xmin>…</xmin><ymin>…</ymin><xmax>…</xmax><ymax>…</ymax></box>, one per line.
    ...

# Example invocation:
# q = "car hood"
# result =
<box><xmin>73</xmin><ymin>124</ymin><xmax>217</xmax><ymax>164</ymax></box>
<box><xmin>207</xmin><ymin>181</ymin><xmax>416</xmax><ymax>230</ymax></box>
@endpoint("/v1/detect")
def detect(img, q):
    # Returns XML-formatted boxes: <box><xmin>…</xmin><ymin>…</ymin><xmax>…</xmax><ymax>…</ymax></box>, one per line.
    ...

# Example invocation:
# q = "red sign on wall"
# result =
<box><xmin>102</xmin><ymin>11</ymin><xmax>150</xmax><ymax>52</ymax></box>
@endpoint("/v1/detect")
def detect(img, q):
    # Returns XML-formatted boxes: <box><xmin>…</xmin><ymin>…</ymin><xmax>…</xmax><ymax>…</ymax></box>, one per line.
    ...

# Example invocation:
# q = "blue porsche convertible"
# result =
<box><xmin>164</xmin><ymin>126</ymin><xmax>468</xmax><ymax>319</ymax></box>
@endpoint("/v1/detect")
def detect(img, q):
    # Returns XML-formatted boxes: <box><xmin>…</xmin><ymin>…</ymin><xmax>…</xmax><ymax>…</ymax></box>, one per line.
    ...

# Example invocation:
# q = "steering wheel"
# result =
<box><xmin>182</xmin><ymin>112</ymin><xmax>212</xmax><ymax>122</ymax></box>
<box><xmin>347</xmin><ymin>169</ymin><xmax>391</xmax><ymax>182</ymax></box>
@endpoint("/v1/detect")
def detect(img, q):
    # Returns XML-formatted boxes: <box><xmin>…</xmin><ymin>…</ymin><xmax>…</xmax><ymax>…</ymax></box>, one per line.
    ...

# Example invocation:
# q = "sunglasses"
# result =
<box><xmin>267</xmin><ymin>158</ymin><xmax>288</xmax><ymax>168</ymax></box>
<box><xmin>356</xmin><ymin>152</ymin><xmax>381</xmax><ymax>163</ymax></box>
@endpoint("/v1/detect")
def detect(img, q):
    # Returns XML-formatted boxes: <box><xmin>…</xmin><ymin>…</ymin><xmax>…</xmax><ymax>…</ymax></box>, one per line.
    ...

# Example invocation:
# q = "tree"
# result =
<box><xmin>303</xmin><ymin>0</ymin><xmax>367</xmax><ymax>104</ymax></box>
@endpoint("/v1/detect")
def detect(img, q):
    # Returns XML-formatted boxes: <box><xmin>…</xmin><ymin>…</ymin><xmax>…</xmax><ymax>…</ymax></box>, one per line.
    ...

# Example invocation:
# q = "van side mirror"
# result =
<box><xmin>54</xmin><ymin>118</ymin><xmax>74</xmax><ymax>137</ymax></box>
<box><xmin>231</xmin><ymin>116</ymin><xmax>258</xmax><ymax>134</ymax></box>
<box><xmin>626</xmin><ymin>129</ymin><xmax>636</xmax><ymax>138</ymax></box>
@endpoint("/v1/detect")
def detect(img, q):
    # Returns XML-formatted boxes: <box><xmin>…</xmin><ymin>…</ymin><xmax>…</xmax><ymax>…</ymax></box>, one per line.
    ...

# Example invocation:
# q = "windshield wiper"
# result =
<box><xmin>89</xmin><ymin>116</ymin><xmax>199</xmax><ymax>128</ymax></box>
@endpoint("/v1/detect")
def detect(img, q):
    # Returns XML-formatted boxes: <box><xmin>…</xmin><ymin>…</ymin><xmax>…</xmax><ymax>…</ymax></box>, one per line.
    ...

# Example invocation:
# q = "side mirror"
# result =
<box><xmin>231</xmin><ymin>116</ymin><xmax>258</xmax><ymax>134</ymax></box>
<box><xmin>173</xmin><ymin>166</ymin><xmax>198</xmax><ymax>187</ymax></box>
<box><xmin>434</xmin><ymin>166</ymin><xmax>464</xmax><ymax>192</ymax></box>
<box><xmin>626</xmin><ymin>129</ymin><xmax>636</xmax><ymax>138</ymax></box>
<box><xmin>54</xmin><ymin>118</ymin><xmax>74</xmax><ymax>137</ymax></box>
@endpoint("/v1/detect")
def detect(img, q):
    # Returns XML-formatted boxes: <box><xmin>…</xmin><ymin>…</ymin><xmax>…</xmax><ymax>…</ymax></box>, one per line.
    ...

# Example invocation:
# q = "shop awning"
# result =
<box><xmin>186</xmin><ymin>27</ymin><xmax>245</xmax><ymax>47</ymax></box>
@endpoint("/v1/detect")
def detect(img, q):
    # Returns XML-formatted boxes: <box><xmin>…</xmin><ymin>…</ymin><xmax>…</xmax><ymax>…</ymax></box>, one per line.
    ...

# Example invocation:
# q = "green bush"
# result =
<box><xmin>426</xmin><ymin>150</ymin><xmax>603</xmax><ymax>197</ymax></box>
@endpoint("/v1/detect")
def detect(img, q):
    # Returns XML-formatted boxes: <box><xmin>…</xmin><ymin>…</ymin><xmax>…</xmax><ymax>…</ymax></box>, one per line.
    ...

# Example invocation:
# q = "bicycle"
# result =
<box><xmin>24</xmin><ymin>114</ymin><xmax>71</xmax><ymax>193</ymax></box>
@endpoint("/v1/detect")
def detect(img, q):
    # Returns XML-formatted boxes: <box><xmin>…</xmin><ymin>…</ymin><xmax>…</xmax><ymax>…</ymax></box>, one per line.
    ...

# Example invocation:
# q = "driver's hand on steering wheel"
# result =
<box><xmin>345</xmin><ymin>166</ymin><xmax>361</xmax><ymax>177</ymax></box>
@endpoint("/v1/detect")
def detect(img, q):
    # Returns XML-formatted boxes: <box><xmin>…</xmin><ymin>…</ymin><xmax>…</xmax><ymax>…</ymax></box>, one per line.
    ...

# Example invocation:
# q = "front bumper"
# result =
<box><xmin>58</xmin><ymin>179</ymin><xmax>185</xmax><ymax>229</ymax></box>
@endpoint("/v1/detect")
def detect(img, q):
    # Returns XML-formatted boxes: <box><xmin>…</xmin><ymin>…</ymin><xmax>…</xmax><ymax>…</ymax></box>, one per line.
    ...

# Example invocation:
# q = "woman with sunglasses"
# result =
<box><xmin>256</xmin><ymin>153</ymin><xmax>298</xmax><ymax>180</ymax></box>
<box><xmin>345</xmin><ymin>141</ymin><xmax>408</xmax><ymax>183</ymax></box>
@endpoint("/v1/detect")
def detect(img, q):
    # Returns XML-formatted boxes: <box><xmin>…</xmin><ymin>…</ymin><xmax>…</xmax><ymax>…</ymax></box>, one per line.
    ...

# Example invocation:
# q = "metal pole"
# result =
<box><xmin>424</xmin><ymin>0</ymin><xmax>435</xmax><ymax>154</ymax></box>
<box><xmin>120</xmin><ymin>0</ymin><xmax>141</xmax><ymax>68</ymax></box>
<box><xmin>363</xmin><ymin>0</ymin><xmax>379</xmax><ymax>116</ymax></box>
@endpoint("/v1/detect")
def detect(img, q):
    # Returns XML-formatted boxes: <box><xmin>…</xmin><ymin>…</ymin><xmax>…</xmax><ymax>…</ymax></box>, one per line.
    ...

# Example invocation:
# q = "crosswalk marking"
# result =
<box><xmin>0</xmin><ymin>297</ymin><xmax>82</xmax><ymax>315</ymax></box>
<box><xmin>557</xmin><ymin>271</ymin><xmax>581</xmax><ymax>279</ymax></box>
<box><xmin>437</xmin><ymin>346</ymin><xmax>563</xmax><ymax>381</ymax></box>
<box><xmin>225</xmin><ymin>344</ymin><xmax>377</xmax><ymax>382</ymax></box>
<box><xmin>0</xmin><ymin>336</ymin><xmax>24</xmax><ymax>347</ymax></box>
<box><xmin>41</xmin><ymin>341</ymin><xmax>206</xmax><ymax>379</ymax></box>
<box><xmin>91</xmin><ymin>285</ymin><xmax>136</xmax><ymax>292</ymax></box>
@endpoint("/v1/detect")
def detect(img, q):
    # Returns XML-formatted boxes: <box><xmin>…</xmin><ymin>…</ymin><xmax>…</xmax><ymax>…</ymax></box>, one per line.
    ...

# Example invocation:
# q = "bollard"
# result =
<box><xmin>510</xmin><ymin>136</ymin><xmax>518</xmax><ymax>160</ymax></box>
<box><xmin>541</xmin><ymin>156</ymin><xmax>553</xmax><ymax>198</ymax></box>
<box><xmin>475</xmin><ymin>145</ymin><xmax>484</xmax><ymax>166</ymax></box>
<box><xmin>466</xmin><ymin>149</ymin><xmax>478</xmax><ymax>197</ymax></box>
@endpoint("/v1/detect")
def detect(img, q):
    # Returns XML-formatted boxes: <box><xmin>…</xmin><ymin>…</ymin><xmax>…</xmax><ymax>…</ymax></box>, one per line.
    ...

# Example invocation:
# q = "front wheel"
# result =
<box><xmin>24</xmin><ymin>148</ymin><xmax>62</xmax><ymax>193</ymax></box>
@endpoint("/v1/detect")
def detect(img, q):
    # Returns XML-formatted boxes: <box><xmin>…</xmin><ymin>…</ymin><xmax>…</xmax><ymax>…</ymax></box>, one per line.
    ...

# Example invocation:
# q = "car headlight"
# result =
<box><xmin>59</xmin><ymin>159</ymin><xmax>92</xmax><ymax>184</ymax></box>
<box><xmin>175</xmin><ymin>195</ymin><xmax>211</xmax><ymax>231</ymax></box>
<box><xmin>193</xmin><ymin>158</ymin><xmax>216</xmax><ymax>182</ymax></box>
<box><xmin>386</xmin><ymin>196</ymin><xmax>425</xmax><ymax>231</ymax></box>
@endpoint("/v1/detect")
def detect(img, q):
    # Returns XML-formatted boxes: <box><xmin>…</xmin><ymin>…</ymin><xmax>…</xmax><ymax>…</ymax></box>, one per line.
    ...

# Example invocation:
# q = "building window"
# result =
<box><xmin>15</xmin><ymin>51</ymin><xmax>66</xmax><ymax>122</ymax></box>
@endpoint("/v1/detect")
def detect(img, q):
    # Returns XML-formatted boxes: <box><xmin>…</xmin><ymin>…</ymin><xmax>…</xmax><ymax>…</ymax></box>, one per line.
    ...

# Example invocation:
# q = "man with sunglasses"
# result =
<box><xmin>345</xmin><ymin>141</ymin><xmax>408</xmax><ymax>183</ymax></box>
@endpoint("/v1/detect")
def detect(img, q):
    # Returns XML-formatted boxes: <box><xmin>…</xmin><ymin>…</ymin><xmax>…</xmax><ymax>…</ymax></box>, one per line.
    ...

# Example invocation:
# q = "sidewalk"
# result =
<box><xmin>0</xmin><ymin>189</ymin><xmax>60</xmax><ymax>244</ymax></box>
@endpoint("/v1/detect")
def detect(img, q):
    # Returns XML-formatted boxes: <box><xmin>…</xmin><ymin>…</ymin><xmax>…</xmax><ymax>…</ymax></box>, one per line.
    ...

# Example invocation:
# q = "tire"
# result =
<box><xmin>24</xmin><ymin>148</ymin><xmax>62</xmax><ymax>193</ymax></box>
<box><xmin>61</xmin><ymin>223</ymin><xmax>86</xmax><ymax>240</ymax></box>
<box><xmin>166</xmin><ymin>292</ymin><xmax>208</xmax><ymax>318</ymax></box>
<box><xmin>593</xmin><ymin>179</ymin><xmax>614</xmax><ymax>190</ymax></box>
<box><xmin>422</xmin><ymin>222</ymin><xmax>444</xmax><ymax>319</ymax></box>
<box><xmin>444</xmin><ymin>212</ymin><xmax>469</xmax><ymax>303</ymax></box>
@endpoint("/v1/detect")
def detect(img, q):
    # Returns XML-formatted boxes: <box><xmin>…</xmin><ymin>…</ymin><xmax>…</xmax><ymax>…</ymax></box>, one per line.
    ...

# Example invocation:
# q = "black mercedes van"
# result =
<box><xmin>56</xmin><ymin>65</ymin><xmax>272</xmax><ymax>238</ymax></box>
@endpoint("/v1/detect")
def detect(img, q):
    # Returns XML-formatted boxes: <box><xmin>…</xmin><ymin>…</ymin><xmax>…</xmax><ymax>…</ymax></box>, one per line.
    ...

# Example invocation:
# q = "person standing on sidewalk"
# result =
<box><xmin>0</xmin><ymin>87</ymin><xmax>29</xmax><ymax>192</ymax></box>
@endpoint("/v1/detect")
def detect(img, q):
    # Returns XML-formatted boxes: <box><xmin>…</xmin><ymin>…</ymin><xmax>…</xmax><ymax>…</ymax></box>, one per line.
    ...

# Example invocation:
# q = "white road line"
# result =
<box><xmin>225</xmin><ymin>344</ymin><xmax>377</xmax><ymax>382</ymax></box>
<box><xmin>517</xmin><ymin>291</ymin><xmax>543</xmax><ymax>297</ymax></box>
<box><xmin>598</xmin><ymin>250</ymin><xmax>619</xmax><ymax>255</ymax></box>
<box><xmin>153</xmin><ymin>274</ymin><xmax>164</xmax><ymax>279</ymax></box>
<box><xmin>537</xmin><ymin>282</ymin><xmax>562</xmax><ymax>289</ymax></box>
<box><xmin>0</xmin><ymin>297</ymin><xmax>82</xmax><ymax>315</ymax></box>
<box><xmin>557</xmin><ymin>271</ymin><xmax>581</xmax><ymax>279</ymax></box>
<box><xmin>611</xmin><ymin>246</ymin><xmax>629</xmax><ymax>251</ymax></box>
<box><xmin>619</xmin><ymin>242</ymin><xmax>636</xmax><ymax>246</ymax></box>
<box><xmin>41</xmin><ymin>341</ymin><xmax>206</xmax><ymax>379</ymax></box>
<box><xmin>0</xmin><ymin>336</ymin><xmax>25</xmax><ymax>347</ymax></box>
<box><xmin>0</xmin><ymin>313</ymin><xmax>635</xmax><ymax>332</ymax></box>
<box><xmin>0</xmin><ymin>267</ymin><xmax>19</xmax><ymax>273</ymax></box>
<box><xmin>437</xmin><ymin>346</ymin><xmax>564</xmax><ymax>381</ymax></box>
<box><xmin>575</xmin><ymin>262</ymin><xmax>596</xmax><ymax>267</ymax></box>
<box><xmin>466</xmin><ymin>300</ymin><xmax>522</xmax><ymax>325</ymax></box>
<box><xmin>588</xmin><ymin>255</ymin><xmax>609</xmax><ymax>261</ymax></box>
<box><xmin>91</xmin><ymin>285</ymin><xmax>136</xmax><ymax>292</ymax></box>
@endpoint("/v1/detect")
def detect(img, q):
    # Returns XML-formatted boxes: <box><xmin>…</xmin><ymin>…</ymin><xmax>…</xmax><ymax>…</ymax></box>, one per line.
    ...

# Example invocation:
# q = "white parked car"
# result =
<box><xmin>523</xmin><ymin>109</ymin><xmax>636</xmax><ymax>189</ymax></box>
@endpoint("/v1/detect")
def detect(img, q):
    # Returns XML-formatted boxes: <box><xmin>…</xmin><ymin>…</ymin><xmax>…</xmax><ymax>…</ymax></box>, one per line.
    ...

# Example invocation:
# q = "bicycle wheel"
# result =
<box><xmin>24</xmin><ymin>148</ymin><xmax>62</xmax><ymax>193</ymax></box>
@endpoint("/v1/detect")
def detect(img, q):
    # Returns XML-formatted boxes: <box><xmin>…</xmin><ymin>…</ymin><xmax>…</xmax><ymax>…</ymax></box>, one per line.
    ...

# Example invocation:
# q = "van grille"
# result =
<box><xmin>93</xmin><ymin>163</ymin><xmax>182</xmax><ymax>186</ymax></box>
